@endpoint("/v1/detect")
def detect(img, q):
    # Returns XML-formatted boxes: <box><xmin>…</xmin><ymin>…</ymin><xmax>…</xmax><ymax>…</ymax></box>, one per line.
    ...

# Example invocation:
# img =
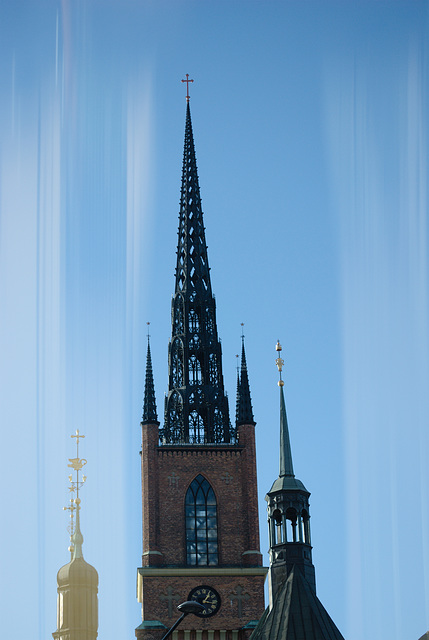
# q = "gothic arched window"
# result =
<box><xmin>185</xmin><ymin>475</ymin><xmax>218</xmax><ymax>566</ymax></box>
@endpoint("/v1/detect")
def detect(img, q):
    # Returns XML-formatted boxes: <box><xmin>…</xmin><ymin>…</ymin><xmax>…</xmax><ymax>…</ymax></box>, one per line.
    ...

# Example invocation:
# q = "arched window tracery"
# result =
<box><xmin>185</xmin><ymin>475</ymin><xmax>218</xmax><ymax>566</ymax></box>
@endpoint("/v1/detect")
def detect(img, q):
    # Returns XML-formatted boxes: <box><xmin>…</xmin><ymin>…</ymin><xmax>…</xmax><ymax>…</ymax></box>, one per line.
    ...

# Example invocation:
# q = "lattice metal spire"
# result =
<box><xmin>142</xmin><ymin>335</ymin><xmax>159</xmax><ymax>425</ymax></box>
<box><xmin>236</xmin><ymin>335</ymin><xmax>255</xmax><ymax>427</ymax></box>
<box><xmin>161</xmin><ymin>101</ymin><xmax>232</xmax><ymax>444</ymax></box>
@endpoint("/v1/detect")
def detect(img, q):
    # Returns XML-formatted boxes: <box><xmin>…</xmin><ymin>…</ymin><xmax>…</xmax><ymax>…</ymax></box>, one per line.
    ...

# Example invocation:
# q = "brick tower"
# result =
<box><xmin>135</xmin><ymin>98</ymin><xmax>267</xmax><ymax>640</ymax></box>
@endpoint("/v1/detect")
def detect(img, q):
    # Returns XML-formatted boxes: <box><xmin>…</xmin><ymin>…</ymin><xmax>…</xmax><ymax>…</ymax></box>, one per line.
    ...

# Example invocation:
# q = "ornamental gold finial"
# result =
<box><xmin>275</xmin><ymin>340</ymin><xmax>285</xmax><ymax>387</ymax></box>
<box><xmin>64</xmin><ymin>430</ymin><xmax>87</xmax><ymax>557</ymax></box>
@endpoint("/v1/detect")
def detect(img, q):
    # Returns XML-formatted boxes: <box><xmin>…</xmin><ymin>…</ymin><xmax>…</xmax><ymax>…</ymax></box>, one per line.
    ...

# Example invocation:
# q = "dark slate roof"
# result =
<box><xmin>250</xmin><ymin>567</ymin><xmax>345</xmax><ymax>640</ymax></box>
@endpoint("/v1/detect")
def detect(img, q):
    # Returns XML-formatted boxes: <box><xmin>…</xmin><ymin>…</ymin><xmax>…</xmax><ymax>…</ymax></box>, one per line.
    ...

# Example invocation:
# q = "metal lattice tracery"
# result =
<box><xmin>161</xmin><ymin>103</ymin><xmax>233</xmax><ymax>444</ymax></box>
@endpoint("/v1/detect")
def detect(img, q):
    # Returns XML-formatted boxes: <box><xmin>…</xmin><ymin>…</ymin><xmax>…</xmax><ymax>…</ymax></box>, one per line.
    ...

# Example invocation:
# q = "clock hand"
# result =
<box><xmin>202</xmin><ymin>594</ymin><xmax>211</xmax><ymax>604</ymax></box>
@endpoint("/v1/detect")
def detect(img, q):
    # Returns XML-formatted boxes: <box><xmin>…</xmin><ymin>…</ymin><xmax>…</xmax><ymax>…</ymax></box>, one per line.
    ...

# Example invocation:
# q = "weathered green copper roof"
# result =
<box><xmin>250</xmin><ymin>566</ymin><xmax>345</xmax><ymax>640</ymax></box>
<box><xmin>135</xmin><ymin>621</ymin><xmax>168</xmax><ymax>630</ymax></box>
<box><xmin>242</xmin><ymin>621</ymin><xmax>262</xmax><ymax>629</ymax></box>
<box><xmin>268</xmin><ymin>474</ymin><xmax>308</xmax><ymax>494</ymax></box>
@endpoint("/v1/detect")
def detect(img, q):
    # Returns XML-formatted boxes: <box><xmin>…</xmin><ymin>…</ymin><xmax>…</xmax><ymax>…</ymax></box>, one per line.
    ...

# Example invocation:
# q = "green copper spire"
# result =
<box><xmin>279</xmin><ymin>382</ymin><xmax>294</xmax><ymax>477</ymax></box>
<box><xmin>269</xmin><ymin>341</ymin><xmax>307</xmax><ymax>492</ymax></box>
<box><xmin>142</xmin><ymin>334</ymin><xmax>159</xmax><ymax>425</ymax></box>
<box><xmin>265</xmin><ymin>342</ymin><xmax>316</xmax><ymax>598</ymax></box>
<box><xmin>237</xmin><ymin>335</ymin><xmax>255</xmax><ymax>427</ymax></box>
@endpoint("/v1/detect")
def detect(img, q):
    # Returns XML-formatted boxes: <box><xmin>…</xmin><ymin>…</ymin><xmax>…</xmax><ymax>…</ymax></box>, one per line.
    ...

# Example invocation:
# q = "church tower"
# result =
<box><xmin>136</xmin><ymin>92</ymin><xmax>267</xmax><ymax>640</ymax></box>
<box><xmin>250</xmin><ymin>343</ymin><xmax>345</xmax><ymax>640</ymax></box>
<box><xmin>53</xmin><ymin>431</ymin><xmax>99</xmax><ymax>640</ymax></box>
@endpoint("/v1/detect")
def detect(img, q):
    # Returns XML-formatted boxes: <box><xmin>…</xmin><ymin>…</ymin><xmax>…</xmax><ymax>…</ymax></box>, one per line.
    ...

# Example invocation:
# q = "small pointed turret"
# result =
<box><xmin>142</xmin><ymin>334</ymin><xmax>159</xmax><ymax>425</ymax></box>
<box><xmin>237</xmin><ymin>335</ymin><xmax>255</xmax><ymax>427</ymax></box>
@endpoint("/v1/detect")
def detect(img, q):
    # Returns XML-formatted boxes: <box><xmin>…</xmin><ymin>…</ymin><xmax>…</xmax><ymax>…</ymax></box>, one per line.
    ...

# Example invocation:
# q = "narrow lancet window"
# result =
<box><xmin>185</xmin><ymin>475</ymin><xmax>218</xmax><ymax>565</ymax></box>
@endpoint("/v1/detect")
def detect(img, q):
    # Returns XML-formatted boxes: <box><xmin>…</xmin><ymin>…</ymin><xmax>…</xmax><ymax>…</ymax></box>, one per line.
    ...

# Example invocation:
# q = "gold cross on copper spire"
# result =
<box><xmin>181</xmin><ymin>73</ymin><xmax>194</xmax><ymax>102</ymax></box>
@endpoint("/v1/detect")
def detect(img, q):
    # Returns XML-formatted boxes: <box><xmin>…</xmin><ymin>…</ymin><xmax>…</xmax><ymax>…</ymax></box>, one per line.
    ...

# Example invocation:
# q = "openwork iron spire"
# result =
<box><xmin>161</xmin><ymin>102</ymin><xmax>232</xmax><ymax>444</ymax></box>
<box><xmin>142</xmin><ymin>335</ymin><xmax>158</xmax><ymax>425</ymax></box>
<box><xmin>236</xmin><ymin>336</ymin><xmax>255</xmax><ymax>427</ymax></box>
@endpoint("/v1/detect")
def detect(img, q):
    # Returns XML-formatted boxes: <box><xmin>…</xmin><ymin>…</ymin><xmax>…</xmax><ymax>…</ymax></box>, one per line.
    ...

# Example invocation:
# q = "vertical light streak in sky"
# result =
<box><xmin>0</xmin><ymin>56</ymin><xmax>63</xmax><ymax>640</ymax></box>
<box><xmin>324</xmin><ymin>40</ymin><xmax>429</xmax><ymax>640</ymax></box>
<box><xmin>36</xmin><ymin>86</ymin><xmax>63</xmax><ymax>640</ymax></box>
<box><xmin>404</xmin><ymin>43</ymin><xmax>429</xmax><ymax>630</ymax></box>
<box><xmin>126</xmin><ymin>75</ymin><xmax>154</xmax><ymax>396</ymax></box>
<box><xmin>124</xmin><ymin>74</ymin><xmax>154</xmax><ymax>629</ymax></box>
<box><xmin>0</xmin><ymin>114</ymin><xmax>40</xmax><ymax>633</ymax></box>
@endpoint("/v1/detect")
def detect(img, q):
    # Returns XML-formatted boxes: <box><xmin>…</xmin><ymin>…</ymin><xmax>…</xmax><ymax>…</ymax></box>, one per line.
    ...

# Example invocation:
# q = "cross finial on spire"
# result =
<box><xmin>181</xmin><ymin>73</ymin><xmax>194</xmax><ymax>102</ymax></box>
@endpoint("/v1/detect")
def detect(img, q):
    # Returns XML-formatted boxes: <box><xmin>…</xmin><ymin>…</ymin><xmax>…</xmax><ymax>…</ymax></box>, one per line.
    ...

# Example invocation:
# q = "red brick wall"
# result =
<box><xmin>139</xmin><ymin>422</ymin><xmax>266</xmax><ymax>634</ymax></box>
<box><xmin>141</xmin><ymin>424</ymin><xmax>262</xmax><ymax>567</ymax></box>
<box><xmin>141</xmin><ymin>424</ymin><xmax>163</xmax><ymax>565</ymax></box>
<box><xmin>137</xmin><ymin>573</ymin><xmax>266</xmax><ymax>639</ymax></box>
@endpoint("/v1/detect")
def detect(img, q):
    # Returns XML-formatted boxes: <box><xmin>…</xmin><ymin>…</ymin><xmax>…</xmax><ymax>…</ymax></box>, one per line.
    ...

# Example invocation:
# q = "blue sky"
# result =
<box><xmin>0</xmin><ymin>2</ymin><xmax>428</xmax><ymax>639</ymax></box>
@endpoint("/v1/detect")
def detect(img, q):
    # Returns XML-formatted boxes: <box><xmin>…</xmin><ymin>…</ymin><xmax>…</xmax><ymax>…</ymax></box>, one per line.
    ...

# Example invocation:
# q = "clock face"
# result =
<box><xmin>188</xmin><ymin>585</ymin><xmax>221</xmax><ymax>617</ymax></box>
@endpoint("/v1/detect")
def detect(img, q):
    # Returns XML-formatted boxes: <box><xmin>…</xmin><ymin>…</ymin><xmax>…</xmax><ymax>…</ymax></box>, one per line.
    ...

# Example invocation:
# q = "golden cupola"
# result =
<box><xmin>53</xmin><ymin>431</ymin><xmax>99</xmax><ymax>640</ymax></box>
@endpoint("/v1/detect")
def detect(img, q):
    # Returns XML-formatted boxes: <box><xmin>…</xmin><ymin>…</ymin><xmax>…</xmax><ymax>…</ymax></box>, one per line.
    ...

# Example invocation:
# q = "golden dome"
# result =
<box><xmin>57</xmin><ymin>556</ymin><xmax>99</xmax><ymax>589</ymax></box>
